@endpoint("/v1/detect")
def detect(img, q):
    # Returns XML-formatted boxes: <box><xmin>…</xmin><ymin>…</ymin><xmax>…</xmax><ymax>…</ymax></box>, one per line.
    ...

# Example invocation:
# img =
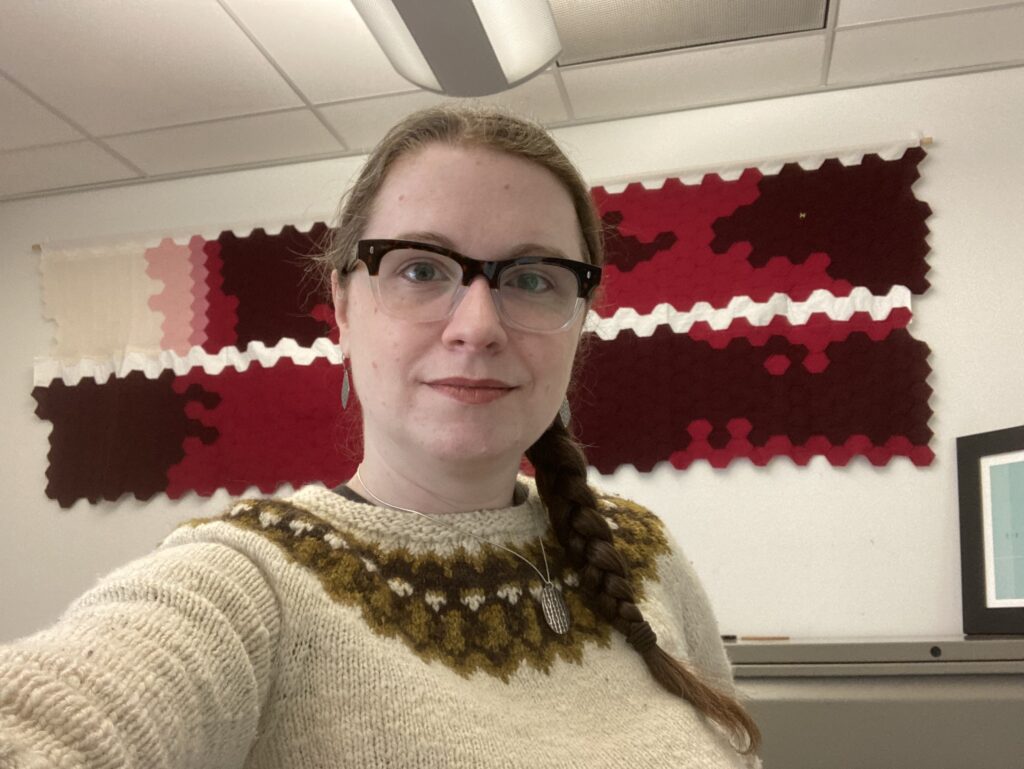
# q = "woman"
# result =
<box><xmin>0</xmin><ymin>106</ymin><xmax>761</xmax><ymax>767</ymax></box>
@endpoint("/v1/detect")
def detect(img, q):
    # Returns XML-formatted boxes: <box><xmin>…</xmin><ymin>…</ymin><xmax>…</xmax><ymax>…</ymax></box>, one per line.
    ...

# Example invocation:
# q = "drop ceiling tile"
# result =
<box><xmin>476</xmin><ymin>72</ymin><xmax>570</xmax><ymax>124</ymax></box>
<box><xmin>0</xmin><ymin>75</ymin><xmax>83</xmax><ymax>150</ymax></box>
<box><xmin>838</xmin><ymin>0</ymin><xmax>1016</xmax><ymax>27</ymax></box>
<box><xmin>561</xmin><ymin>33</ymin><xmax>826</xmax><ymax>121</ymax></box>
<box><xmin>0</xmin><ymin>0</ymin><xmax>302</xmax><ymax>136</ymax></box>
<box><xmin>319</xmin><ymin>72</ymin><xmax>570</xmax><ymax>154</ymax></box>
<box><xmin>104</xmin><ymin>110</ymin><xmax>343</xmax><ymax>176</ymax></box>
<box><xmin>0</xmin><ymin>142</ymin><xmax>138</xmax><ymax>198</ymax></box>
<box><xmin>320</xmin><ymin>90</ymin><xmax>445</xmax><ymax>152</ymax></box>
<box><xmin>830</xmin><ymin>5</ymin><xmax>1024</xmax><ymax>84</ymax></box>
<box><xmin>223</xmin><ymin>0</ymin><xmax>412</xmax><ymax>103</ymax></box>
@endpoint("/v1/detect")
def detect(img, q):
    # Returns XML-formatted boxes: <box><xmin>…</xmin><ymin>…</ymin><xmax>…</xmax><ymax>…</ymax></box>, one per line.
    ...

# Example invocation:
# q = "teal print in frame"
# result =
<box><xmin>958</xmin><ymin>425</ymin><xmax>1024</xmax><ymax>635</ymax></box>
<box><xmin>983</xmin><ymin>451</ymin><xmax>1024</xmax><ymax>606</ymax></box>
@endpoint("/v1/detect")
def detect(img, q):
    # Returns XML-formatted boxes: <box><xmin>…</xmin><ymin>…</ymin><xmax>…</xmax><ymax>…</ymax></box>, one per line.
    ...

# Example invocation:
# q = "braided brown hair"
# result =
<box><xmin>319</xmin><ymin>103</ymin><xmax>761</xmax><ymax>757</ymax></box>
<box><xmin>527</xmin><ymin>420</ymin><xmax>761</xmax><ymax>755</ymax></box>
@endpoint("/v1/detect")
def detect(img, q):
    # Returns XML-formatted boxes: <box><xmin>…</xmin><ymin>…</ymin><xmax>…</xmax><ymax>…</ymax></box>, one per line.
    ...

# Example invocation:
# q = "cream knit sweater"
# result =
<box><xmin>0</xmin><ymin>480</ymin><xmax>759</xmax><ymax>768</ymax></box>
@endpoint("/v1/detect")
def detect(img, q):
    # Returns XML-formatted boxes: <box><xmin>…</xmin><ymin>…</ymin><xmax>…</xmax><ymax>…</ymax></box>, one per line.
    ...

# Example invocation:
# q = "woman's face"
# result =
<box><xmin>333</xmin><ymin>143</ymin><xmax>586</xmax><ymax>473</ymax></box>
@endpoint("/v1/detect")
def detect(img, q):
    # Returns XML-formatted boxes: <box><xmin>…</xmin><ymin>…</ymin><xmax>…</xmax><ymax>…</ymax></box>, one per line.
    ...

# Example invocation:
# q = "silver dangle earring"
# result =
<box><xmin>340</xmin><ymin>354</ymin><xmax>351</xmax><ymax>409</ymax></box>
<box><xmin>558</xmin><ymin>398</ymin><xmax>571</xmax><ymax>427</ymax></box>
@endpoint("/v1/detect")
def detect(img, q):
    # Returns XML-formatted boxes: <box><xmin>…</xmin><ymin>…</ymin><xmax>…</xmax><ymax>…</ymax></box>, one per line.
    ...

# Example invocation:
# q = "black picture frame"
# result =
<box><xmin>956</xmin><ymin>425</ymin><xmax>1024</xmax><ymax>636</ymax></box>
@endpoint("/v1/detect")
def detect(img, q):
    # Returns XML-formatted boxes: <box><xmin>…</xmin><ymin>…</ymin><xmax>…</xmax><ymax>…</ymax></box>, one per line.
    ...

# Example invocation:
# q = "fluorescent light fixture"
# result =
<box><xmin>352</xmin><ymin>0</ymin><xmax>562</xmax><ymax>97</ymax></box>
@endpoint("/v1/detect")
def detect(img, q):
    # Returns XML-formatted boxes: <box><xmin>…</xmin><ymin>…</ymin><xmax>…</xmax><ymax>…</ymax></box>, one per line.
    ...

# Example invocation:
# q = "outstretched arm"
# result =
<box><xmin>0</xmin><ymin>541</ymin><xmax>280</xmax><ymax>769</ymax></box>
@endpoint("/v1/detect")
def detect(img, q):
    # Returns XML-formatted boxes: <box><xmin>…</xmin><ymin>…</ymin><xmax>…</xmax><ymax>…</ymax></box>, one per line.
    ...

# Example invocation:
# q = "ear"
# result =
<box><xmin>330</xmin><ymin>269</ymin><xmax>350</xmax><ymax>356</ymax></box>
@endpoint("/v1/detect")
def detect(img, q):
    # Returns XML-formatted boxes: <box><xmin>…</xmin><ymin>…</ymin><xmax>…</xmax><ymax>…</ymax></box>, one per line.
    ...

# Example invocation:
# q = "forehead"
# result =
<box><xmin>363</xmin><ymin>144</ymin><xmax>582</xmax><ymax>258</ymax></box>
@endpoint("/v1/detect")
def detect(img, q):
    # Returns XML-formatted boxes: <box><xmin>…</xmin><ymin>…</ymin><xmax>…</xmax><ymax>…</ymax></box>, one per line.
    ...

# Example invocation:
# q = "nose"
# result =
<box><xmin>441</xmin><ymin>276</ymin><xmax>509</xmax><ymax>351</ymax></box>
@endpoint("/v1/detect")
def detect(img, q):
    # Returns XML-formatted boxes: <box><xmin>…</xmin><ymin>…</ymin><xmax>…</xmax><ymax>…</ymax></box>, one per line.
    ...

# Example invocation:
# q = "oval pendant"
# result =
<box><xmin>540</xmin><ymin>583</ymin><xmax>571</xmax><ymax>635</ymax></box>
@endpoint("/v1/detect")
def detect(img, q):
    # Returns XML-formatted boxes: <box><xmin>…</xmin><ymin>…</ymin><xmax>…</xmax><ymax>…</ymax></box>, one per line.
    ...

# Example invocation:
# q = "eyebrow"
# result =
<box><xmin>394</xmin><ymin>230</ymin><xmax>572</xmax><ymax>261</ymax></box>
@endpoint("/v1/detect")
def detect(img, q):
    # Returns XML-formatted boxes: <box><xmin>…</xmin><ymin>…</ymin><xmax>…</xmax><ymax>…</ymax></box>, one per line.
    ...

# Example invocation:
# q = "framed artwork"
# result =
<box><xmin>957</xmin><ymin>425</ymin><xmax>1024</xmax><ymax>635</ymax></box>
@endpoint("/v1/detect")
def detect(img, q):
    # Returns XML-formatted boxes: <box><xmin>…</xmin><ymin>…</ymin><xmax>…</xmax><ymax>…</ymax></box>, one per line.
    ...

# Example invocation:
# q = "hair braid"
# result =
<box><xmin>526</xmin><ymin>420</ymin><xmax>762</xmax><ymax>757</ymax></box>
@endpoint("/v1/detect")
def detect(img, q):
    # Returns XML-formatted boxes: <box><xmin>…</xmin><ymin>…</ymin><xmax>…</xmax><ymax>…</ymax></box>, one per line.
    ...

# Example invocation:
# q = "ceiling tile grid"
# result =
<box><xmin>473</xmin><ymin>71</ymin><xmax>572</xmax><ymax>125</ymax></box>
<box><xmin>318</xmin><ymin>72</ymin><xmax>571</xmax><ymax>153</ymax></box>
<box><xmin>560</xmin><ymin>32</ymin><xmax>827</xmax><ymax>121</ymax></box>
<box><xmin>0</xmin><ymin>74</ymin><xmax>84</xmax><ymax>151</ymax></box>
<box><xmin>830</xmin><ymin>3</ymin><xmax>1024</xmax><ymax>84</ymax></box>
<box><xmin>103</xmin><ymin>109</ymin><xmax>344</xmax><ymax>176</ymax></box>
<box><xmin>1</xmin><ymin>0</ymin><xmax>1022</xmax><ymax>201</ymax></box>
<box><xmin>319</xmin><ymin>90</ymin><xmax>446</xmax><ymax>152</ymax></box>
<box><xmin>0</xmin><ymin>0</ymin><xmax>303</xmax><ymax>136</ymax></box>
<box><xmin>837</xmin><ymin>0</ymin><xmax>1017</xmax><ymax>26</ymax></box>
<box><xmin>0</xmin><ymin>141</ymin><xmax>139</xmax><ymax>199</ymax></box>
<box><xmin>219</xmin><ymin>0</ymin><xmax>414</xmax><ymax>103</ymax></box>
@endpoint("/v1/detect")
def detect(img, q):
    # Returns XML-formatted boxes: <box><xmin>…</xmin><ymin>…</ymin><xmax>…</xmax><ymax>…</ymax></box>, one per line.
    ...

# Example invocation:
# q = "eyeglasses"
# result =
<box><xmin>348</xmin><ymin>239</ymin><xmax>602</xmax><ymax>333</ymax></box>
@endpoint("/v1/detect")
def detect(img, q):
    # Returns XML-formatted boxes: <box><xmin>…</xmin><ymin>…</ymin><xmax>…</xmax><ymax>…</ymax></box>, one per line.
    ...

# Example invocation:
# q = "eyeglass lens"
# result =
<box><xmin>372</xmin><ymin>247</ymin><xmax>583</xmax><ymax>331</ymax></box>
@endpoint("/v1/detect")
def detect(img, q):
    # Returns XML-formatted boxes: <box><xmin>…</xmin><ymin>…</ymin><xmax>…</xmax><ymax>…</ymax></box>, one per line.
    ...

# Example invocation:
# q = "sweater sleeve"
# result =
<box><xmin>657</xmin><ymin>531</ymin><xmax>737</xmax><ymax>695</ymax></box>
<box><xmin>0</xmin><ymin>541</ymin><xmax>280</xmax><ymax>769</ymax></box>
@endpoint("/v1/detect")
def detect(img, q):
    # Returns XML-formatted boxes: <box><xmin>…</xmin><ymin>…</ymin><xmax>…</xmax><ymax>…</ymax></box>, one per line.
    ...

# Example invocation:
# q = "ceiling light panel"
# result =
<box><xmin>550</xmin><ymin>0</ymin><xmax>828</xmax><ymax>66</ymax></box>
<box><xmin>352</xmin><ymin>0</ymin><xmax>441</xmax><ymax>92</ymax></box>
<box><xmin>472</xmin><ymin>0</ymin><xmax>561</xmax><ymax>83</ymax></box>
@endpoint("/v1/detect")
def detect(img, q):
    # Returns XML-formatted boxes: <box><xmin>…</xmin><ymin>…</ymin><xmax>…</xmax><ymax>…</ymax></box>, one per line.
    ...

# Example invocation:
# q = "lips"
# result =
<box><xmin>425</xmin><ymin>377</ymin><xmax>516</xmax><ymax>404</ymax></box>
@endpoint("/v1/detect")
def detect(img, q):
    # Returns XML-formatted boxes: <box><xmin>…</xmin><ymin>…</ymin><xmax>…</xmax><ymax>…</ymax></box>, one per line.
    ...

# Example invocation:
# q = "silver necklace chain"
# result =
<box><xmin>353</xmin><ymin>469</ymin><xmax>554</xmax><ymax>586</ymax></box>
<box><xmin>351</xmin><ymin>469</ymin><xmax>573</xmax><ymax>635</ymax></box>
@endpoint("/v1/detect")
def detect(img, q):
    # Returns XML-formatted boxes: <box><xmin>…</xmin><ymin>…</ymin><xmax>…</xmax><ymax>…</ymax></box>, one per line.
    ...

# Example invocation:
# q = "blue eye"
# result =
<box><xmin>401</xmin><ymin>261</ymin><xmax>444</xmax><ymax>282</ymax></box>
<box><xmin>505</xmin><ymin>270</ymin><xmax>553</xmax><ymax>294</ymax></box>
<box><xmin>380</xmin><ymin>250</ymin><xmax>460</xmax><ymax>295</ymax></box>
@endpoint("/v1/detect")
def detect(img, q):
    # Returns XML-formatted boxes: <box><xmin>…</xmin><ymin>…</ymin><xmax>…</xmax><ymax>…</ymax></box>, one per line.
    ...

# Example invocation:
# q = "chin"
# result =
<box><xmin>417</xmin><ymin>423</ymin><xmax>534</xmax><ymax>467</ymax></box>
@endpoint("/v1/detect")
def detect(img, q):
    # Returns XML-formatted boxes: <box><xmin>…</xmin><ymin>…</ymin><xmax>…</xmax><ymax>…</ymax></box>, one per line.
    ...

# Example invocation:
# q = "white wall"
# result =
<box><xmin>2</xmin><ymin>66</ymin><xmax>1022</xmax><ymax>643</ymax></box>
